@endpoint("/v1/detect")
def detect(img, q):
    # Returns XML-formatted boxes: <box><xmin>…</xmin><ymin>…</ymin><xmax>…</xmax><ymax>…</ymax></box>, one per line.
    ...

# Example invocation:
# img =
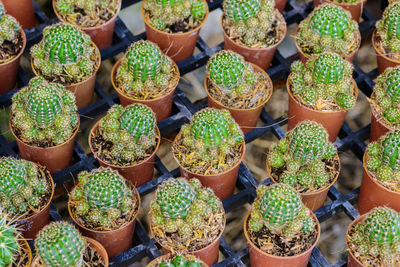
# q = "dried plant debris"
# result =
<box><xmin>0</xmin><ymin>3</ymin><xmax>23</xmax><ymax>64</ymax></box>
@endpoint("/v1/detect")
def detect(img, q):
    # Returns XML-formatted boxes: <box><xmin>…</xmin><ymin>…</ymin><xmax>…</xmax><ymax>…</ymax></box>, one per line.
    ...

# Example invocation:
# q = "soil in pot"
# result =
<box><xmin>0</xmin><ymin>30</ymin><xmax>23</xmax><ymax>65</ymax></box>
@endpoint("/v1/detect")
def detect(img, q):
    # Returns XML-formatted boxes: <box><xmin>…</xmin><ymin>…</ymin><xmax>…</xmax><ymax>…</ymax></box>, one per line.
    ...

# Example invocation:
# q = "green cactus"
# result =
<box><xmin>0</xmin><ymin>214</ymin><xmax>23</xmax><ymax>266</ymax></box>
<box><xmin>297</xmin><ymin>4</ymin><xmax>359</xmax><ymax>57</ymax></box>
<box><xmin>0</xmin><ymin>2</ymin><xmax>21</xmax><ymax>51</ymax></box>
<box><xmin>157</xmin><ymin>255</ymin><xmax>202</xmax><ymax>267</ymax></box>
<box><xmin>11</xmin><ymin>77</ymin><xmax>78</xmax><ymax>146</ymax></box>
<box><xmin>268</xmin><ymin>121</ymin><xmax>337</xmax><ymax>190</ymax></box>
<box><xmin>31</xmin><ymin>23</ymin><xmax>98</xmax><ymax>84</ymax></box>
<box><xmin>376</xmin><ymin>1</ymin><xmax>400</xmax><ymax>54</ymax></box>
<box><xmin>35</xmin><ymin>222</ymin><xmax>86</xmax><ymax>267</ymax></box>
<box><xmin>289</xmin><ymin>52</ymin><xmax>355</xmax><ymax>110</ymax></box>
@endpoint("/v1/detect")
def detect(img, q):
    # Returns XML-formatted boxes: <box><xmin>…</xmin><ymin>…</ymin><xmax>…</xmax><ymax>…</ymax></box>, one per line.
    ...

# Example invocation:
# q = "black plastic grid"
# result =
<box><xmin>0</xmin><ymin>0</ymin><xmax>389</xmax><ymax>266</ymax></box>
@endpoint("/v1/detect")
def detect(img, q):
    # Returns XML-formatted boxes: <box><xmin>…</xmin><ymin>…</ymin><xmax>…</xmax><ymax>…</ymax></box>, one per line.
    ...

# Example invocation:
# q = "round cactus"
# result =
<box><xmin>309</xmin><ymin>4</ymin><xmax>350</xmax><ymax>39</ymax></box>
<box><xmin>376</xmin><ymin>2</ymin><xmax>400</xmax><ymax>53</ymax></box>
<box><xmin>158</xmin><ymin>255</ymin><xmax>202</xmax><ymax>267</ymax></box>
<box><xmin>35</xmin><ymin>222</ymin><xmax>86</xmax><ymax>267</ymax></box>
<box><xmin>0</xmin><ymin>2</ymin><xmax>21</xmax><ymax>49</ymax></box>
<box><xmin>223</xmin><ymin>0</ymin><xmax>261</xmax><ymax>23</ymax></box>
<box><xmin>0</xmin><ymin>214</ymin><xmax>21</xmax><ymax>266</ymax></box>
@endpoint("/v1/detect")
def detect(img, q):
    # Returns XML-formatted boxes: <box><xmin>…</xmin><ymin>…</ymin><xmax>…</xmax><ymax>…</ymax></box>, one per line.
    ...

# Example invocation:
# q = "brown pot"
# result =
<box><xmin>275</xmin><ymin>0</ymin><xmax>288</xmax><ymax>13</ymax></box>
<box><xmin>2</xmin><ymin>0</ymin><xmax>36</xmax><ymax>29</ymax></box>
<box><xmin>345</xmin><ymin>214</ymin><xmax>366</xmax><ymax>267</ymax></box>
<box><xmin>372</xmin><ymin>30</ymin><xmax>400</xmax><ymax>74</ymax></box>
<box><xmin>222</xmin><ymin>12</ymin><xmax>286</xmax><ymax>70</ymax></box>
<box><xmin>313</xmin><ymin>0</ymin><xmax>366</xmax><ymax>22</ymax></box>
<box><xmin>357</xmin><ymin>154</ymin><xmax>400</xmax><ymax>214</ymax></box>
<box><xmin>31</xmin><ymin>237</ymin><xmax>109</xmax><ymax>266</ymax></box>
<box><xmin>204</xmin><ymin>63</ymin><xmax>273</xmax><ymax>133</ymax></box>
<box><xmin>88</xmin><ymin>120</ymin><xmax>160</xmax><ymax>187</ymax></box>
<box><xmin>244</xmin><ymin>212</ymin><xmax>320</xmax><ymax>267</ymax></box>
<box><xmin>0</xmin><ymin>29</ymin><xmax>26</xmax><ymax>95</ymax></box>
<box><xmin>370</xmin><ymin>104</ymin><xmax>392</xmax><ymax>142</ymax></box>
<box><xmin>141</xmin><ymin>0</ymin><xmax>209</xmax><ymax>62</ymax></box>
<box><xmin>69</xmin><ymin>186</ymin><xmax>140</xmax><ymax>259</ymax></box>
<box><xmin>146</xmin><ymin>254</ymin><xmax>208</xmax><ymax>267</ymax></box>
<box><xmin>10</xmin><ymin>116</ymin><xmax>80</xmax><ymax>174</ymax></box>
<box><xmin>111</xmin><ymin>59</ymin><xmax>180</xmax><ymax>122</ymax></box>
<box><xmin>266</xmin><ymin>154</ymin><xmax>340</xmax><ymax>211</ymax></box>
<box><xmin>287</xmin><ymin>75</ymin><xmax>359</xmax><ymax>142</ymax></box>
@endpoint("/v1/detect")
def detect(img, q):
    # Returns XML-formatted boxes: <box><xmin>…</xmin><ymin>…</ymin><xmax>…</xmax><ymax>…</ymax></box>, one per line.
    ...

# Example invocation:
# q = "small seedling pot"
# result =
<box><xmin>275</xmin><ymin>0</ymin><xmax>288</xmax><ymax>13</ymax></box>
<box><xmin>357</xmin><ymin>153</ymin><xmax>400</xmax><ymax>214</ymax></box>
<box><xmin>204</xmin><ymin>63</ymin><xmax>273</xmax><ymax>133</ymax></box>
<box><xmin>345</xmin><ymin>214</ymin><xmax>366</xmax><ymax>267</ymax></box>
<box><xmin>111</xmin><ymin>59</ymin><xmax>180</xmax><ymax>122</ymax></box>
<box><xmin>141</xmin><ymin>0</ymin><xmax>209</xmax><ymax>62</ymax></box>
<box><xmin>10</xmin><ymin>116</ymin><xmax>80</xmax><ymax>174</ymax></box>
<box><xmin>2</xmin><ymin>0</ymin><xmax>36</xmax><ymax>29</ymax></box>
<box><xmin>372</xmin><ymin>30</ymin><xmax>400</xmax><ymax>74</ymax></box>
<box><xmin>146</xmin><ymin>254</ymin><xmax>208</xmax><ymax>267</ymax></box>
<box><xmin>244</xmin><ymin>212</ymin><xmax>320</xmax><ymax>267</ymax></box>
<box><xmin>369</xmin><ymin>103</ymin><xmax>392</xmax><ymax>142</ymax></box>
<box><xmin>222</xmin><ymin>12</ymin><xmax>286</xmax><ymax>70</ymax></box>
<box><xmin>68</xmin><ymin>186</ymin><xmax>140</xmax><ymax>259</ymax></box>
<box><xmin>0</xmin><ymin>29</ymin><xmax>26</xmax><ymax>95</ymax></box>
<box><xmin>313</xmin><ymin>0</ymin><xmax>366</xmax><ymax>22</ymax></box>
<box><xmin>88</xmin><ymin>119</ymin><xmax>160</xmax><ymax>187</ymax></box>
<box><xmin>286</xmin><ymin>74</ymin><xmax>358</xmax><ymax>142</ymax></box>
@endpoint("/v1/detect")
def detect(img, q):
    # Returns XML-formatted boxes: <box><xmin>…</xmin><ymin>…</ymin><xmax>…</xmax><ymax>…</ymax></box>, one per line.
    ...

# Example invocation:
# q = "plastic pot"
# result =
<box><xmin>146</xmin><ymin>254</ymin><xmax>208</xmax><ymax>267</ymax></box>
<box><xmin>345</xmin><ymin>214</ymin><xmax>366</xmax><ymax>267</ymax></box>
<box><xmin>31</xmin><ymin>237</ymin><xmax>109</xmax><ymax>266</ymax></box>
<box><xmin>244</xmin><ymin>212</ymin><xmax>320</xmax><ymax>267</ymax></box>
<box><xmin>204</xmin><ymin>63</ymin><xmax>273</xmax><ymax>133</ymax></box>
<box><xmin>369</xmin><ymin>103</ymin><xmax>392</xmax><ymax>142</ymax></box>
<box><xmin>10</xmin><ymin>116</ymin><xmax>80</xmax><ymax>174</ymax></box>
<box><xmin>222</xmin><ymin>12</ymin><xmax>286</xmax><ymax>70</ymax></box>
<box><xmin>88</xmin><ymin>120</ymin><xmax>160</xmax><ymax>187</ymax></box>
<box><xmin>141</xmin><ymin>0</ymin><xmax>209</xmax><ymax>62</ymax></box>
<box><xmin>111</xmin><ymin>59</ymin><xmax>180</xmax><ymax>122</ymax></box>
<box><xmin>287</xmin><ymin>75</ymin><xmax>358</xmax><ymax>142</ymax></box>
<box><xmin>68</xmin><ymin>186</ymin><xmax>140</xmax><ymax>259</ymax></box>
<box><xmin>357</xmin><ymin>154</ymin><xmax>400</xmax><ymax>214</ymax></box>
<box><xmin>372</xmin><ymin>30</ymin><xmax>400</xmax><ymax>74</ymax></box>
<box><xmin>313</xmin><ymin>0</ymin><xmax>366</xmax><ymax>22</ymax></box>
<box><xmin>0</xmin><ymin>29</ymin><xmax>26</xmax><ymax>95</ymax></box>
<box><xmin>2</xmin><ymin>0</ymin><xmax>36</xmax><ymax>29</ymax></box>
<box><xmin>275</xmin><ymin>0</ymin><xmax>288</xmax><ymax>13</ymax></box>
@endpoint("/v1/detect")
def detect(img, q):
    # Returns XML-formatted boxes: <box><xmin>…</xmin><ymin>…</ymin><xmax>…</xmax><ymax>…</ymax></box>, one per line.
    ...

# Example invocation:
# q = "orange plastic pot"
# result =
<box><xmin>275</xmin><ymin>0</ymin><xmax>288</xmax><ymax>13</ymax></box>
<box><xmin>372</xmin><ymin>30</ymin><xmax>400</xmax><ymax>74</ymax></box>
<box><xmin>0</xmin><ymin>29</ymin><xmax>26</xmax><ymax>95</ymax></box>
<box><xmin>204</xmin><ymin>63</ymin><xmax>273</xmax><ymax>133</ymax></box>
<box><xmin>89</xmin><ymin>120</ymin><xmax>160</xmax><ymax>187</ymax></box>
<box><xmin>222</xmin><ymin>12</ymin><xmax>286</xmax><ymax>70</ymax></box>
<box><xmin>141</xmin><ymin>0</ymin><xmax>209</xmax><ymax>62</ymax></box>
<box><xmin>287</xmin><ymin>75</ymin><xmax>358</xmax><ymax>142</ymax></box>
<box><xmin>357</xmin><ymin>154</ymin><xmax>400</xmax><ymax>214</ymax></box>
<box><xmin>313</xmin><ymin>0</ymin><xmax>366</xmax><ymax>22</ymax></box>
<box><xmin>2</xmin><ymin>0</ymin><xmax>36</xmax><ymax>29</ymax></box>
<box><xmin>244</xmin><ymin>212</ymin><xmax>320</xmax><ymax>267</ymax></box>
<box><xmin>146</xmin><ymin>254</ymin><xmax>208</xmax><ymax>267</ymax></box>
<box><xmin>10</xmin><ymin>116</ymin><xmax>80</xmax><ymax>174</ymax></box>
<box><xmin>345</xmin><ymin>214</ymin><xmax>366</xmax><ymax>267</ymax></box>
<box><xmin>69</xmin><ymin>186</ymin><xmax>140</xmax><ymax>259</ymax></box>
<box><xmin>111</xmin><ymin>59</ymin><xmax>180</xmax><ymax>122</ymax></box>
<box><xmin>369</xmin><ymin>104</ymin><xmax>392</xmax><ymax>142</ymax></box>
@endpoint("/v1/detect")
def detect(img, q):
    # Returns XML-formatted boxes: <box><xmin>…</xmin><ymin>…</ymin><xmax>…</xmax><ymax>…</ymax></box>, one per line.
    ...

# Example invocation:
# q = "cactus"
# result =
<box><xmin>376</xmin><ymin>1</ymin><xmax>400</xmax><ymax>54</ymax></box>
<box><xmin>268</xmin><ymin>121</ymin><xmax>337</xmax><ymax>190</ymax></box>
<box><xmin>0</xmin><ymin>2</ymin><xmax>21</xmax><ymax>49</ymax></box>
<box><xmin>157</xmin><ymin>255</ymin><xmax>202</xmax><ymax>267</ymax></box>
<box><xmin>289</xmin><ymin>52</ymin><xmax>355</xmax><ymax>110</ymax></box>
<box><xmin>297</xmin><ymin>4</ymin><xmax>359</xmax><ymax>57</ymax></box>
<box><xmin>35</xmin><ymin>222</ymin><xmax>86</xmax><ymax>267</ymax></box>
<box><xmin>11</xmin><ymin>76</ymin><xmax>78</xmax><ymax>146</ymax></box>
<box><xmin>348</xmin><ymin>207</ymin><xmax>400</xmax><ymax>265</ymax></box>
<box><xmin>0</xmin><ymin>214</ymin><xmax>23</xmax><ymax>266</ymax></box>
<box><xmin>31</xmin><ymin>23</ymin><xmax>98</xmax><ymax>84</ymax></box>
<box><xmin>330</xmin><ymin>0</ymin><xmax>360</xmax><ymax>2</ymax></box>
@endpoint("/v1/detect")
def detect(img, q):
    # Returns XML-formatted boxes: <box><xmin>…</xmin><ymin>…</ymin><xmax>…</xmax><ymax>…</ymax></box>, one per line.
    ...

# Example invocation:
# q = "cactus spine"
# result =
<box><xmin>0</xmin><ymin>2</ymin><xmax>21</xmax><ymax>48</ymax></box>
<box><xmin>376</xmin><ymin>1</ymin><xmax>400</xmax><ymax>54</ymax></box>
<box><xmin>0</xmin><ymin>214</ymin><xmax>23</xmax><ymax>266</ymax></box>
<box><xmin>158</xmin><ymin>255</ymin><xmax>202</xmax><ymax>267</ymax></box>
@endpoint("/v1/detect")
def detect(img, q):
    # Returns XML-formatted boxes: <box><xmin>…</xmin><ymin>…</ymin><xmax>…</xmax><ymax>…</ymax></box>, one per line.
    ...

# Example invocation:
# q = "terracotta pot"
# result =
<box><xmin>266</xmin><ymin>154</ymin><xmax>340</xmax><ymax>211</ymax></box>
<box><xmin>68</xmin><ymin>186</ymin><xmax>140</xmax><ymax>259</ymax></box>
<box><xmin>345</xmin><ymin>214</ymin><xmax>366</xmax><ymax>267</ymax></box>
<box><xmin>146</xmin><ymin>254</ymin><xmax>208</xmax><ymax>267</ymax></box>
<box><xmin>111</xmin><ymin>59</ymin><xmax>180</xmax><ymax>122</ymax></box>
<box><xmin>372</xmin><ymin>30</ymin><xmax>400</xmax><ymax>74</ymax></box>
<box><xmin>18</xmin><ymin>238</ymin><xmax>33</xmax><ymax>267</ymax></box>
<box><xmin>244</xmin><ymin>212</ymin><xmax>320</xmax><ymax>267</ymax></box>
<box><xmin>204</xmin><ymin>63</ymin><xmax>273</xmax><ymax>133</ymax></box>
<box><xmin>369</xmin><ymin>103</ymin><xmax>392</xmax><ymax>142</ymax></box>
<box><xmin>31</xmin><ymin>237</ymin><xmax>109</xmax><ymax>266</ymax></box>
<box><xmin>287</xmin><ymin>75</ymin><xmax>359</xmax><ymax>142</ymax></box>
<box><xmin>31</xmin><ymin>47</ymin><xmax>101</xmax><ymax>109</ymax></box>
<box><xmin>275</xmin><ymin>0</ymin><xmax>288</xmax><ymax>13</ymax></box>
<box><xmin>357</xmin><ymin>154</ymin><xmax>400</xmax><ymax>214</ymax></box>
<box><xmin>2</xmin><ymin>0</ymin><xmax>36</xmax><ymax>29</ymax></box>
<box><xmin>10</xmin><ymin>116</ymin><xmax>80</xmax><ymax>174</ymax></box>
<box><xmin>141</xmin><ymin>0</ymin><xmax>209</xmax><ymax>62</ymax></box>
<box><xmin>222</xmin><ymin>12</ymin><xmax>286</xmax><ymax>70</ymax></box>
<box><xmin>88</xmin><ymin>120</ymin><xmax>160</xmax><ymax>187</ymax></box>
<box><xmin>313</xmin><ymin>0</ymin><xmax>366</xmax><ymax>22</ymax></box>
<box><xmin>0</xmin><ymin>29</ymin><xmax>26</xmax><ymax>95</ymax></box>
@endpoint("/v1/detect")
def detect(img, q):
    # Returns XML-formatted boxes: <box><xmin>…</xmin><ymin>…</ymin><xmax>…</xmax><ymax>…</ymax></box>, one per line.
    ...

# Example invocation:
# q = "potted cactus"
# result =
<box><xmin>32</xmin><ymin>221</ymin><xmax>109</xmax><ymax>266</ymax></box>
<box><xmin>0</xmin><ymin>2</ymin><xmax>25</xmax><ymax>95</ymax></box>
<box><xmin>111</xmin><ymin>40</ymin><xmax>180</xmax><ymax>122</ymax></box>
<box><xmin>53</xmin><ymin>0</ymin><xmax>121</xmax><ymax>50</ymax></box>
<box><xmin>172</xmin><ymin>108</ymin><xmax>245</xmax><ymax>200</ymax></box>
<box><xmin>89</xmin><ymin>104</ymin><xmax>160</xmax><ymax>186</ymax></box>
<box><xmin>68</xmin><ymin>167</ymin><xmax>140</xmax><ymax>258</ymax></box>
<box><xmin>9</xmin><ymin>77</ymin><xmax>79</xmax><ymax>174</ymax></box>
<box><xmin>141</xmin><ymin>0</ymin><xmax>208</xmax><ymax>62</ymax></box>
<box><xmin>346</xmin><ymin>207</ymin><xmax>400</xmax><ymax>266</ymax></box>
<box><xmin>149</xmin><ymin>178</ymin><xmax>225</xmax><ymax>266</ymax></box>
<box><xmin>373</xmin><ymin>0</ymin><xmax>400</xmax><ymax>74</ymax></box>
<box><xmin>287</xmin><ymin>52</ymin><xmax>357</xmax><ymax>141</ymax></box>
<box><xmin>295</xmin><ymin>4</ymin><xmax>361</xmax><ymax>62</ymax></box>
<box><xmin>358</xmin><ymin>130</ymin><xmax>400</xmax><ymax>214</ymax></box>
<box><xmin>314</xmin><ymin>0</ymin><xmax>367</xmax><ymax>22</ymax></box>
<box><xmin>244</xmin><ymin>184</ymin><xmax>320</xmax><ymax>267</ymax></box>
<box><xmin>147</xmin><ymin>254</ymin><xmax>207</xmax><ymax>267</ymax></box>
<box><xmin>266</xmin><ymin>121</ymin><xmax>340</xmax><ymax>211</ymax></box>
<box><xmin>221</xmin><ymin>0</ymin><xmax>287</xmax><ymax>69</ymax></box>
<box><xmin>1</xmin><ymin>0</ymin><xmax>35</xmax><ymax>29</ymax></box>
<box><xmin>30</xmin><ymin>23</ymin><xmax>101</xmax><ymax>109</ymax></box>
<box><xmin>204</xmin><ymin>50</ymin><xmax>273</xmax><ymax>133</ymax></box>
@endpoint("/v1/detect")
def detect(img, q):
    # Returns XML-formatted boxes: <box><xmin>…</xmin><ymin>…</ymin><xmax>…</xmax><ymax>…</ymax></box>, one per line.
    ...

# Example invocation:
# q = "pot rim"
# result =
<box><xmin>369</xmin><ymin>95</ymin><xmax>394</xmax><ymax>133</ymax></box>
<box><xmin>345</xmin><ymin>214</ymin><xmax>367</xmax><ymax>267</ymax></box>
<box><xmin>146</xmin><ymin>253</ymin><xmax>208</xmax><ymax>267</ymax></box>
<box><xmin>318</xmin><ymin>0</ymin><xmax>367</xmax><ymax>7</ymax></box>
<box><xmin>372</xmin><ymin>30</ymin><xmax>400</xmax><ymax>65</ymax></box>
<box><xmin>0</xmin><ymin>27</ymin><xmax>26</xmax><ymax>66</ymax></box>
<box><xmin>18</xmin><ymin>237</ymin><xmax>32</xmax><ymax>267</ymax></box>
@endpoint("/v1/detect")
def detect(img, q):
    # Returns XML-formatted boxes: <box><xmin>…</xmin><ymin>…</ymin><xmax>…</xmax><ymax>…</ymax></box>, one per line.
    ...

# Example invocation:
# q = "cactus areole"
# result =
<box><xmin>0</xmin><ymin>2</ymin><xmax>23</xmax><ymax>64</ymax></box>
